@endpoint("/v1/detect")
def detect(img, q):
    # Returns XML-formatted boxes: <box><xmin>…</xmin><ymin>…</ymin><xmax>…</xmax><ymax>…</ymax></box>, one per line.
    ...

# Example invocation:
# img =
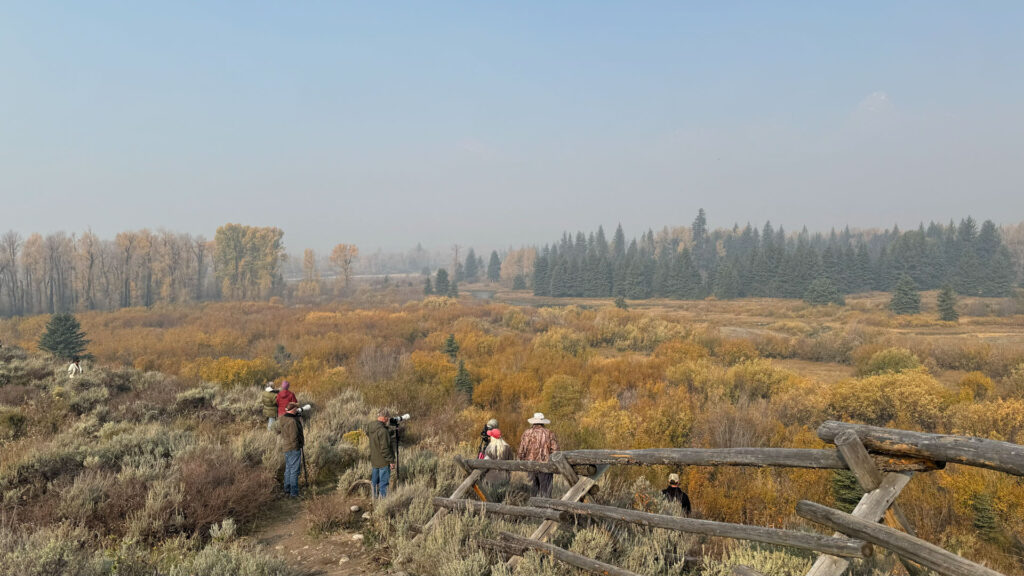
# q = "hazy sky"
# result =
<box><xmin>2</xmin><ymin>2</ymin><xmax>1023</xmax><ymax>253</ymax></box>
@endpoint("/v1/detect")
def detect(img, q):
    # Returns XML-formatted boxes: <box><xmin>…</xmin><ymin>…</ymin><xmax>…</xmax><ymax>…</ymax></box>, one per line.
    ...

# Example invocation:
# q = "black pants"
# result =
<box><xmin>530</xmin><ymin>472</ymin><xmax>553</xmax><ymax>498</ymax></box>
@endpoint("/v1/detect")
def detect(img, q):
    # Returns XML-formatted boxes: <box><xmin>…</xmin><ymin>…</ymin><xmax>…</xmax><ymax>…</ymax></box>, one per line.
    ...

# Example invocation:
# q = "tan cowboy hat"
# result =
<box><xmin>668</xmin><ymin>473</ymin><xmax>680</xmax><ymax>484</ymax></box>
<box><xmin>527</xmin><ymin>412</ymin><xmax>550</xmax><ymax>425</ymax></box>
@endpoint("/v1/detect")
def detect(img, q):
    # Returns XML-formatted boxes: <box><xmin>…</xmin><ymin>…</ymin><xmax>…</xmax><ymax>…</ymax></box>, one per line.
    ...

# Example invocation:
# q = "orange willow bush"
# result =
<box><xmin>181</xmin><ymin>357</ymin><xmax>280</xmax><ymax>388</ymax></box>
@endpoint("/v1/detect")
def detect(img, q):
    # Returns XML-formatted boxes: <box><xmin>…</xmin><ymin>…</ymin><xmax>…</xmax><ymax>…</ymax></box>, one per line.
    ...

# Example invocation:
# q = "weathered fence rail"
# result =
<box><xmin>419</xmin><ymin>423</ymin><xmax>1018</xmax><ymax>576</ymax></box>
<box><xmin>432</xmin><ymin>497</ymin><xmax>568</xmax><ymax>522</ymax></box>
<box><xmin>529</xmin><ymin>497</ymin><xmax>873</xmax><ymax>558</ymax></box>
<box><xmin>558</xmin><ymin>447</ymin><xmax>941</xmax><ymax>472</ymax></box>
<box><xmin>796</xmin><ymin>500</ymin><xmax>1003</xmax><ymax>576</ymax></box>
<box><xmin>818</xmin><ymin>420</ymin><xmax>1024</xmax><ymax>477</ymax></box>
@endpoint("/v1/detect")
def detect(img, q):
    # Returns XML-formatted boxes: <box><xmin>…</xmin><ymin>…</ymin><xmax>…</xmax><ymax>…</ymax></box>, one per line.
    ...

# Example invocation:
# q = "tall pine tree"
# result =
<box><xmin>38</xmin><ymin>313</ymin><xmax>90</xmax><ymax>360</ymax></box>
<box><xmin>937</xmin><ymin>285</ymin><xmax>959</xmax><ymax>322</ymax></box>
<box><xmin>463</xmin><ymin>248</ymin><xmax>479</xmax><ymax>282</ymax></box>
<box><xmin>454</xmin><ymin>360</ymin><xmax>473</xmax><ymax>396</ymax></box>
<box><xmin>889</xmin><ymin>274</ymin><xmax>921</xmax><ymax>315</ymax></box>
<box><xmin>434</xmin><ymin>269</ymin><xmax>450</xmax><ymax>296</ymax></box>
<box><xmin>804</xmin><ymin>277</ymin><xmax>844</xmax><ymax>306</ymax></box>
<box><xmin>487</xmin><ymin>251</ymin><xmax>501</xmax><ymax>282</ymax></box>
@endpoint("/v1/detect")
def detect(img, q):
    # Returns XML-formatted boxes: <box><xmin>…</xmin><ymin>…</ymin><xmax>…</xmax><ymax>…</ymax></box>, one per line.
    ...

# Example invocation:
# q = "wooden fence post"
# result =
<box><xmin>506</xmin><ymin>464</ymin><xmax>610</xmax><ymax>568</ymax></box>
<box><xmin>797</xmin><ymin>501</ymin><xmax>1005</xmax><ymax>576</ymax></box>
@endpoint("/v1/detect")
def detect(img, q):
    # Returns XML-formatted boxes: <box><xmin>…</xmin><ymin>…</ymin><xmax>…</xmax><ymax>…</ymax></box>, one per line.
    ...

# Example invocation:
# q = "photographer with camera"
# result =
<box><xmin>262</xmin><ymin>382</ymin><xmax>279</xmax><ymax>430</ymax></box>
<box><xmin>367</xmin><ymin>408</ymin><xmax>396</xmax><ymax>499</ymax></box>
<box><xmin>477</xmin><ymin>418</ymin><xmax>499</xmax><ymax>459</ymax></box>
<box><xmin>279</xmin><ymin>402</ymin><xmax>305</xmax><ymax>498</ymax></box>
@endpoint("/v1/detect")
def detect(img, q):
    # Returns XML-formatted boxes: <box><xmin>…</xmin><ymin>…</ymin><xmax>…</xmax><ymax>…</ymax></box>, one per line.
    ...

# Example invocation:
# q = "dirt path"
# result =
<box><xmin>252</xmin><ymin>499</ymin><xmax>383</xmax><ymax>576</ymax></box>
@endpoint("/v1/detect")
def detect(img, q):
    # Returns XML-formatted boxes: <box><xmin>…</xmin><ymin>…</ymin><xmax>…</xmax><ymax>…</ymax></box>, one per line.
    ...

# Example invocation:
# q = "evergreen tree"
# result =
<box><xmin>713</xmin><ymin>261</ymin><xmax>741</xmax><ymax>299</ymax></box>
<box><xmin>434</xmin><ymin>268</ymin><xmax>450</xmax><ymax>296</ymax></box>
<box><xmin>831</xmin><ymin>471</ymin><xmax>864</xmax><ymax>513</ymax></box>
<box><xmin>443</xmin><ymin>333</ymin><xmax>459</xmax><ymax>360</ymax></box>
<box><xmin>804</xmin><ymin>277</ymin><xmax>844</xmax><ymax>306</ymax></box>
<box><xmin>38</xmin><ymin>313</ymin><xmax>90</xmax><ymax>360</ymax></box>
<box><xmin>533</xmin><ymin>251</ymin><xmax>550</xmax><ymax>296</ymax></box>
<box><xmin>550</xmin><ymin>257</ymin><xmax>570</xmax><ymax>297</ymax></box>
<box><xmin>454</xmin><ymin>360</ymin><xmax>473</xmax><ymax>396</ymax></box>
<box><xmin>448</xmin><ymin>279</ymin><xmax>459</xmax><ymax>298</ymax></box>
<box><xmin>463</xmin><ymin>248</ymin><xmax>479</xmax><ymax>281</ymax></box>
<box><xmin>854</xmin><ymin>242</ymin><xmax>872</xmax><ymax>292</ymax></box>
<box><xmin>937</xmin><ymin>284</ymin><xmax>959</xmax><ymax>322</ymax></box>
<box><xmin>512</xmin><ymin>275</ymin><xmax>527</xmax><ymax>290</ymax></box>
<box><xmin>487</xmin><ymin>251</ymin><xmax>501</xmax><ymax>282</ymax></box>
<box><xmin>972</xmin><ymin>493</ymin><xmax>998</xmax><ymax>542</ymax></box>
<box><xmin>889</xmin><ymin>274</ymin><xmax>921</xmax><ymax>315</ymax></box>
<box><xmin>611</xmin><ymin>224</ymin><xmax>626</xmax><ymax>261</ymax></box>
<box><xmin>423</xmin><ymin>277</ymin><xmax>433</xmax><ymax>295</ymax></box>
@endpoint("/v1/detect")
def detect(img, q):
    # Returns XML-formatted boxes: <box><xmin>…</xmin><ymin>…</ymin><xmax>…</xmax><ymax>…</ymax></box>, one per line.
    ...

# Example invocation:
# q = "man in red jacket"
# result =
<box><xmin>276</xmin><ymin>380</ymin><xmax>297</xmax><ymax>417</ymax></box>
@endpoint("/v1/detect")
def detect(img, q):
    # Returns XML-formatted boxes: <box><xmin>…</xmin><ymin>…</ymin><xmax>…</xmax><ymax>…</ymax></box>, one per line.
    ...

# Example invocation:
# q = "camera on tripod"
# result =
<box><xmin>388</xmin><ymin>413</ymin><xmax>410</xmax><ymax>427</ymax></box>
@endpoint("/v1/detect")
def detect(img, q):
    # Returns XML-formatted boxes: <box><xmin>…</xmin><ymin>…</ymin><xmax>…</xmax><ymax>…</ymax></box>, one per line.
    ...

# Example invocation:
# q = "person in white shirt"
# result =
<box><xmin>67</xmin><ymin>358</ymin><xmax>82</xmax><ymax>378</ymax></box>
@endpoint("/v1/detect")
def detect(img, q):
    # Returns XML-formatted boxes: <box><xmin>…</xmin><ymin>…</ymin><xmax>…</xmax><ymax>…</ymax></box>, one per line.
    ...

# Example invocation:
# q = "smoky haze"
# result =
<box><xmin>2</xmin><ymin>2</ymin><xmax>1023</xmax><ymax>253</ymax></box>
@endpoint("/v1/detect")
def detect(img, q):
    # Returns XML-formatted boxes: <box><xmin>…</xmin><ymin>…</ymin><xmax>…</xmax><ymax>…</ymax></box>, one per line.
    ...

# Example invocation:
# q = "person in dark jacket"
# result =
<box><xmin>262</xmin><ymin>382</ymin><xmax>279</xmax><ymax>430</ymax></box>
<box><xmin>662</xmin><ymin>473</ymin><xmax>691</xmax><ymax>515</ymax></box>
<box><xmin>366</xmin><ymin>408</ymin><xmax>395</xmax><ymax>498</ymax></box>
<box><xmin>279</xmin><ymin>402</ymin><xmax>305</xmax><ymax>498</ymax></box>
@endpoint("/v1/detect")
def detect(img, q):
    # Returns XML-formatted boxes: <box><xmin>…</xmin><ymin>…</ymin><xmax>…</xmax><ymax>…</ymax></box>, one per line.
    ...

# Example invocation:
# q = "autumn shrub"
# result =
<box><xmin>958</xmin><ymin>371</ymin><xmax>995</xmax><ymax>401</ymax></box>
<box><xmin>700</xmin><ymin>543</ymin><xmax>814</xmax><ymax>576</ymax></box>
<box><xmin>751</xmin><ymin>333</ymin><xmax>797</xmax><ymax>358</ymax></box>
<box><xmin>305</xmin><ymin>492</ymin><xmax>357</xmax><ymax>536</ymax></box>
<box><xmin>165</xmin><ymin>540</ymin><xmax>298</xmax><ymax>576</ymax></box>
<box><xmin>855</xmin><ymin>347</ymin><xmax>921</xmax><ymax>376</ymax></box>
<box><xmin>534</xmin><ymin>326</ymin><xmax>588</xmax><ymax>357</ymax></box>
<box><xmin>826</xmin><ymin>370</ymin><xmax>950</xmax><ymax>429</ymax></box>
<box><xmin>178</xmin><ymin>445</ymin><xmax>275</xmax><ymax>537</ymax></box>
<box><xmin>1000</xmin><ymin>363</ymin><xmax>1024</xmax><ymax>398</ymax></box>
<box><xmin>713</xmin><ymin>339</ymin><xmax>759</xmax><ymax>365</ymax></box>
<box><xmin>0</xmin><ymin>522</ymin><xmax>105</xmax><ymax>576</ymax></box>
<box><xmin>949</xmin><ymin>399</ymin><xmax>1024</xmax><ymax>444</ymax></box>
<box><xmin>726</xmin><ymin>358</ymin><xmax>800</xmax><ymax>400</ymax></box>
<box><xmin>182</xmin><ymin>356</ymin><xmax>281</xmax><ymax>388</ymax></box>
<box><xmin>173</xmin><ymin>386</ymin><xmax>216</xmax><ymax>412</ymax></box>
<box><xmin>0</xmin><ymin>408</ymin><xmax>26</xmax><ymax>440</ymax></box>
<box><xmin>929</xmin><ymin>341</ymin><xmax>992</xmax><ymax>373</ymax></box>
<box><xmin>791</xmin><ymin>326</ymin><xmax>871</xmax><ymax>363</ymax></box>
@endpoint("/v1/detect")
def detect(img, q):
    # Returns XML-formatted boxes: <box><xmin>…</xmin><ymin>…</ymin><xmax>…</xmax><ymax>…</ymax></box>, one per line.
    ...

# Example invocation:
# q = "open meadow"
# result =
<box><xmin>2</xmin><ymin>285</ymin><xmax>1024</xmax><ymax>575</ymax></box>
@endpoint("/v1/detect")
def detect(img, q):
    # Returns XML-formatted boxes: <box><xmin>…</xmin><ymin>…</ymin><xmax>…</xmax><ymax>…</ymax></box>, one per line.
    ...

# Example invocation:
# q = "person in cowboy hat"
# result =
<box><xmin>662</xmin><ymin>473</ymin><xmax>691</xmax><ymax>515</ymax></box>
<box><xmin>279</xmin><ymin>402</ymin><xmax>305</xmax><ymax>498</ymax></box>
<box><xmin>516</xmin><ymin>412</ymin><xmax>560</xmax><ymax>498</ymax></box>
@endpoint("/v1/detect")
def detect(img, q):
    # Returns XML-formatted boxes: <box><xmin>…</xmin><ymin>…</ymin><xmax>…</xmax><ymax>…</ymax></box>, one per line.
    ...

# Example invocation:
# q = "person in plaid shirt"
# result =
<box><xmin>517</xmin><ymin>412</ymin><xmax>560</xmax><ymax>498</ymax></box>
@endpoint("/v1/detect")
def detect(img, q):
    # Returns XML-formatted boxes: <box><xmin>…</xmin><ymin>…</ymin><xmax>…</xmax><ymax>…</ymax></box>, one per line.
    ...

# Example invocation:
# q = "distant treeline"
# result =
<box><xmin>0</xmin><ymin>223</ymin><xmax>284</xmax><ymax>317</ymax></box>
<box><xmin>531</xmin><ymin>211</ymin><xmax>1020</xmax><ymax>300</ymax></box>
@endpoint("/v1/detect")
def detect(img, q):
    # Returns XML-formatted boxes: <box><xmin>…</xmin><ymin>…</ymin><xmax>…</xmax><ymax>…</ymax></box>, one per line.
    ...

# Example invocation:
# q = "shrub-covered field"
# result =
<box><xmin>1</xmin><ymin>292</ymin><xmax>1023</xmax><ymax>574</ymax></box>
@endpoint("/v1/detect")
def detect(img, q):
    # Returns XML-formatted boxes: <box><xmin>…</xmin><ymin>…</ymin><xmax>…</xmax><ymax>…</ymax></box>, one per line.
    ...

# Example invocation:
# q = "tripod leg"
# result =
<box><xmin>301</xmin><ymin>448</ymin><xmax>310</xmax><ymax>494</ymax></box>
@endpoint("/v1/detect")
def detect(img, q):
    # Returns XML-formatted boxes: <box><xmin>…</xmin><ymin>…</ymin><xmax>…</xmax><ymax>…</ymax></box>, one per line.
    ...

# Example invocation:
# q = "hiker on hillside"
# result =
<box><xmin>262</xmin><ymin>382</ymin><xmax>280</xmax><ymax>430</ymax></box>
<box><xmin>517</xmin><ymin>412</ymin><xmax>559</xmax><ymax>498</ymax></box>
<box><xmin>279</xmin><ymin>402</ymin><xmax>305</xmax><ymax>498</ymax></box>
<box><xmin>367</xmin><ymin>408</ymin><xmax>396</xmax><ymax>499</ymax></box>
<box><xmin>482</xmin><ymin>428</ymin><xmax>514</xmax><ymax>488</ymax></box>
<box><xmin>662</xmin><ymin>473</ymin><xmax>691</xmax><ymax>515</ymax></box>
<box><xmin>276</xmin><ymin>380</ymin><xmax>297</xmax><ymax>417</ymax></box>
<box><xmin>67</xmin><ymin>357</ymin><xmax>82</xmax><ymax>378</ymax></box>
<box><xmin>478</xmin><ymin>417</ymin><xmax>499</xmax><ymax>458</ymax></box>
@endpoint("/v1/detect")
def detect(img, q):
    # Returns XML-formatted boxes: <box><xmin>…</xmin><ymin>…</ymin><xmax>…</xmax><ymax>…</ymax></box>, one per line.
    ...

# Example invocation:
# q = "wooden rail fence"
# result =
<box><xmin>417</xmin><ymin>421</ymin><xmax>1016</xmax><ymax>576</ymax></box>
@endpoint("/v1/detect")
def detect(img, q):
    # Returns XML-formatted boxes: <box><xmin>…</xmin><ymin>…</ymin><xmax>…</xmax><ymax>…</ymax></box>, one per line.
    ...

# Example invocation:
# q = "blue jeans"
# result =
<box><xmin>267</xmin><ymin>417</ymin><xmax>276</xmax><ymax>431</ymax></box>
<box><xmin>284</xmin><ymin>450</ymin><xmax>302</xmax><ymax>497</ymax></box>
<box><xmin>371</xmin><ymin>466</ymin><xmax>391</xmax><ymax>498</ymax></box>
